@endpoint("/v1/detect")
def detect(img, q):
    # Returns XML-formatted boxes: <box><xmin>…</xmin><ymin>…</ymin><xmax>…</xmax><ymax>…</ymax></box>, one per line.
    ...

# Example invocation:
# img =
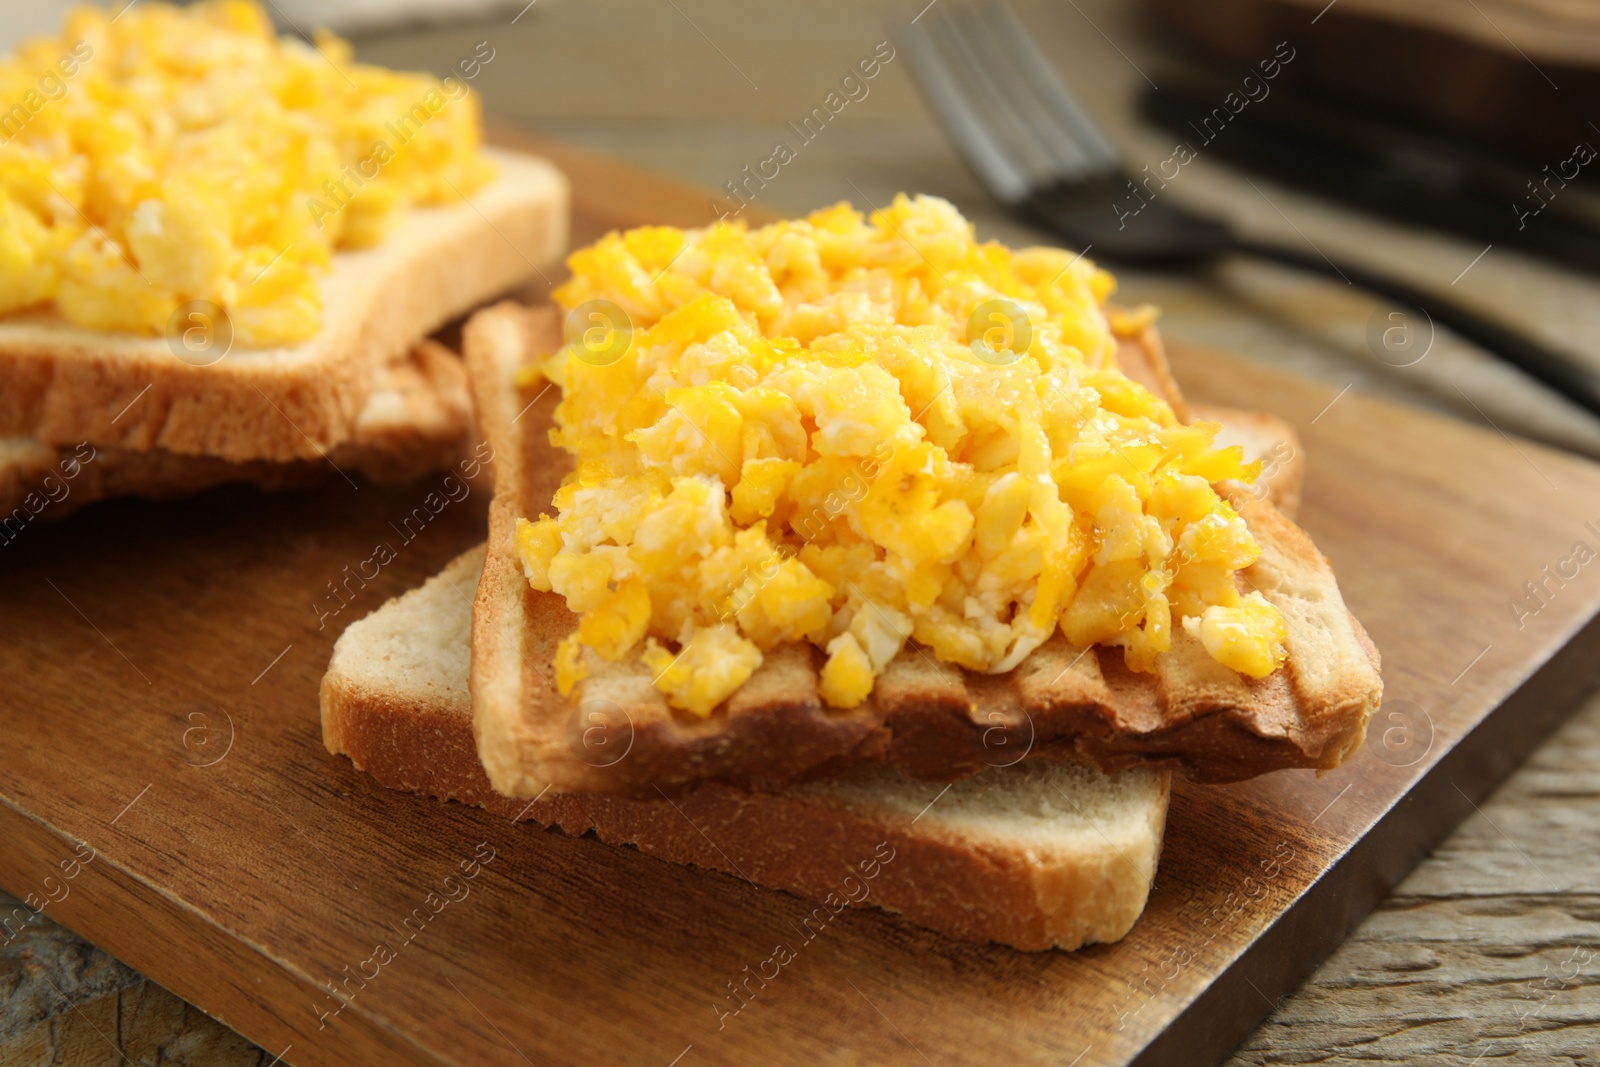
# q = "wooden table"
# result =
<box><xmin>5</xmin><ymin>1</ymin><xmax>1600</xmax><ymax>1064</ymax></box>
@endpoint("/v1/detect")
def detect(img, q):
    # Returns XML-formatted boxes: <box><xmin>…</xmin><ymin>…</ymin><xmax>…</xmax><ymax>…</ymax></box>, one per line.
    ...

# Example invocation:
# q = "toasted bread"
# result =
<box><xmin>1113</xmin><ymin>323</ymin><xmax>1303</xmax><ymax>519</ymax></box>
<box><xmin>1192</xmin><ymin>403</ymin><xmax>1306</xmax><ymax>520</ymax></box>
<box><xmin>322</xmin><ymin>546</ymin><xmax>1171</xmax><ymax>952</ymax></box>
<box><xmin>0</xmin><ymin>339</ymin><xmax>471</xmax><ymax>524</ymax></box>
<box><xmin>0</xmin><ymin>149</ymin><xmax>566</xmax><ymax>464</ymax></box>
<box><xmin>465</xmin><ymin>304</ymin><xmax>1379</xmax><ymax>797</ymax></box>
<box><xmin>1112</xmin><ymin>318</ymin><xmax>1192</xmax><ymax>424</ymax></box>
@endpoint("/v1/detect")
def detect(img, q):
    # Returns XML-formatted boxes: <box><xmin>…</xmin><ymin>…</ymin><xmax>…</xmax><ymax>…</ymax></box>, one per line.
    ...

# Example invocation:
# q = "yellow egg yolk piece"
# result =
<box><xmin>0</xmin><ymin>1</ymin><xmax>492</xmax><ymax>346</ymax></box>
<box><xmin>517</xmin><ymin>195</ymin><xmax>1283</xmax><ymax>716</ymax></box>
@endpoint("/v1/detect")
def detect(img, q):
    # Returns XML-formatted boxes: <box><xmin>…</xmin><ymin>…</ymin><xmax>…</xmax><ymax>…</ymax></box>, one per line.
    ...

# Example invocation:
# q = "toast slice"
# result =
<box><xmin>0</xmin><ymin>149</ymin><xmax>567</xmax><ymax>464</ymax></box>
<box><xmin>1108</xmin><ymin>318</ymin><xmax>1303</xmax><ymax>516</ymax></box>
<box><xmin>1109</xmin><ymin>317</ymin><xmax>1192</xmax><ymax>425</ymax></box>
<box><xmin>0</xmin><ymin>339</ymin><xmax>471</xmax><ymax>525</ymax></box>
<box><xmin>1193</xmin><ymin>402</ymin><xmax>1306</xmax><ymax>521</ymax></box>
<box><xmin>466</xmin><ymin>304</ymin><xmax>1378</xmax><ymax>797</ymax></box>
<box><xmin>322</xmin><ymin>547</ymin><xmax>1171</xmax><ymax>952</ymax></box>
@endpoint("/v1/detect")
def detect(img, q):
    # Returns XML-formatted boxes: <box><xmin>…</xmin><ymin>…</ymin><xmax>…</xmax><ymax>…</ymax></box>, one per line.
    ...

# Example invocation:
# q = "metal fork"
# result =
<box><xmin>898</xmin><ymin>1</ymin><xmax>1600</xmax><ymax>422</ymax></box>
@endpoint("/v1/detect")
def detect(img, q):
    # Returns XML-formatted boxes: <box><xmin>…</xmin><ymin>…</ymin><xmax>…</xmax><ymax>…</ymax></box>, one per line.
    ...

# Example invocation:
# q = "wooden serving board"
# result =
<box><xmin>3</xmin><ymin>132</ymin><xmax>1600</xmax><ymax>1067</ymax></box>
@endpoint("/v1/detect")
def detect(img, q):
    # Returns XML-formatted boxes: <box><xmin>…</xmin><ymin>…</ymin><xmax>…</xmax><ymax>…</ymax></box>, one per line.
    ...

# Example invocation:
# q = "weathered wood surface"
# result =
<box><xmin>0</xmin><ymin>889</ymin><xmax>266</xmax><ymax>1066</ymax></box>
<box><xmin>1226</xmin><ymin>688</ymin><xmax>1600</xmax><ymax>1066</ymax></box>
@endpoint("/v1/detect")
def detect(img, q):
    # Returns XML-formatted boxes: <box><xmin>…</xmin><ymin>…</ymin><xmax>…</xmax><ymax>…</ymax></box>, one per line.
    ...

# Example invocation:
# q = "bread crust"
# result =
<box><xmin>323</xmin><ymin>547</ymin><xmax>1172</xmax><ymax>952</ymax></box>
<box><xmin>0</xmin><ymin>150</ymin><xmax>567</xmax><ymax>463</ymax></box>
<box><xmin>465</xmin><ymin>303</ymin><xmax>1381</xmax><ymax>798</ymax></box>
<box><xmin>1113</xmin><ymin>320</ymin><xmax>1191</xmax><ymax>424</ymax></box>
<box><xmin>0</xmin><ymin>339</ymin><xmax>474</xmax><ymax>522</ymax></box>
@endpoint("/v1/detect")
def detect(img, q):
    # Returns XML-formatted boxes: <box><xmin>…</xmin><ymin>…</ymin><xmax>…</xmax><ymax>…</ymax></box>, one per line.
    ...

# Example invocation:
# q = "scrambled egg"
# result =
<box><xmin>0</xmin><ymin>1</ymin><xmax>491</xmax><ymax>346</ymax></box>
<box><xmin>517</xmin><ymin>197</ymin><xmax>1287</xmax><ymax>716</ymax></box>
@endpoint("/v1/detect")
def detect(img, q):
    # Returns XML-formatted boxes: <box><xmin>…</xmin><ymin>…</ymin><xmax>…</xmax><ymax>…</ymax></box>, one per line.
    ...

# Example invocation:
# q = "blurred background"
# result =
<box><xmin>5</xmin><ymin>0</ymin><xmax>1600</xmax><ymax>455</ymax></box>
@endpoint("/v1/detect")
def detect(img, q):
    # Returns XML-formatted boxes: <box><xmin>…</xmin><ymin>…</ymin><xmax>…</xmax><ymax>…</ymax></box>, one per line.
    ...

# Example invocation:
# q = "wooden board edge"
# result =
<box><xmin>1131</xmin><ymin>606</ymin><xmax>1600</xmax><ymax>1066</ymax></box>
<box><xmin>0</xmin><ymin>796</ymin><xmax>436</xmax><ymax>1067</ymax></box>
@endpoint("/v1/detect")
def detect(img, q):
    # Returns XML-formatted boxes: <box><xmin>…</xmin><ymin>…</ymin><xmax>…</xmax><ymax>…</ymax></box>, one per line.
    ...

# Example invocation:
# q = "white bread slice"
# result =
<box><xmin>0</xmin><ymin>339</ymin><xmax>471</xmax><ymax>527</ymax></box>
<box><xmin>0</xmin><ymin>149</ymin><xmax>567</xmax><ymax>464</ymax></box>
<box><xmin>320</xmin><ymin>547</ymin><xmax>1171</xmax><ymax>952</ymax></box>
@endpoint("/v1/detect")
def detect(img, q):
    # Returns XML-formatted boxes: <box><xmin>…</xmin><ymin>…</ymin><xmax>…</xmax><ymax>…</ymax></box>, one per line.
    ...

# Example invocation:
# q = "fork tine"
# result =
<box><xmin>953</xmin><ymin>3</ymin><xmax>1109</xmax><ymax>184</ymax></box>
<box><xmin>979</xmin><ymin>1</ymin><xmax>1121</xmax><ymax>171</ymax></box>
<box><xmin>921</xmin><ymin>9</ymin><xmax>1061</xmax><ymax>187</ymax></box>
<box><xmin>899</xmin><ymin>17</ymin><xmax>1037</xmax><ymax>204</ymax></box>
<box><xmin>901</xmin><ymin>1</ymin><xmax>1128</xmax><ymax>206</ymax></box>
